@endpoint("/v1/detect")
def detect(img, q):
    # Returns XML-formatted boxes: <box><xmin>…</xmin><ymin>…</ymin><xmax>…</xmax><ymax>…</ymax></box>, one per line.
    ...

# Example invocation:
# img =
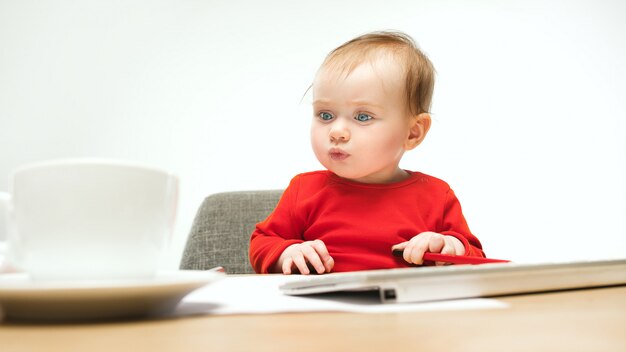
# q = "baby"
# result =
<box><xmin>249</xmin><ymin>31</ymin><xmax>484</xmax><ymax>274</ymax></box>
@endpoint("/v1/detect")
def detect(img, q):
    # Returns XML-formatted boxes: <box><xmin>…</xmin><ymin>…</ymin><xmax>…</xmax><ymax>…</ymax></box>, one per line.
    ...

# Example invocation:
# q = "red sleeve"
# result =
<box><xmin>249</xmin><ymin>176</ymin><xmax>305</xmax><ymax>273</ymax></box>
<box><xmin>438</xmin><ymin>189</ymin><xmax>485</xmax><ymax>257</ymax></box>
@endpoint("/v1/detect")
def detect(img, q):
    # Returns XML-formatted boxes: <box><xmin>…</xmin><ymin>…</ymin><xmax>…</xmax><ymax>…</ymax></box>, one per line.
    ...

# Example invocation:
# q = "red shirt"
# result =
<box><xmin>249</xmin><ymin>170</ymin><xmax>484</xmax><ymax>273</ymax></box>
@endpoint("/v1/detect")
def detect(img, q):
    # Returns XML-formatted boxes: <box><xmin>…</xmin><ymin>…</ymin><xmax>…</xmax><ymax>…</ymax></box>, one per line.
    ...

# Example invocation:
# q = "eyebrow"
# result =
<box><xmin>349</xmin><ymin>100</ymin><xmax>385</xmax><ymax>110</ymax></box>
<box><xmin>312</xmin><ymin>99</ymin><xmax>385</xmax><ymax>110</ymax></box>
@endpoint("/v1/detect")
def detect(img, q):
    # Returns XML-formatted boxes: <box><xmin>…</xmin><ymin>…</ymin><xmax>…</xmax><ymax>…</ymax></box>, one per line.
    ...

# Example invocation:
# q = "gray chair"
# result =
<box><xmin>180</xmin><ymin>190</ymin><xmax>282</xmax><ymax>274</ymax></box>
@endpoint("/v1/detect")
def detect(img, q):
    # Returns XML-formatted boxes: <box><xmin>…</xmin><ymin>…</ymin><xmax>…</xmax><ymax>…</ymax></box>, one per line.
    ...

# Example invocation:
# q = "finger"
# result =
<box><xmin>408</xmin><ymin>245</ymin><xmax>428</xmax><ymax>265</ymax></box>
<box><xmin>282</xmin><ymin>257</ymin><xmax>293</xmax><ymax>275</ymax></box>
<box><xmin>292</xmin><ymin>253</ymin><xmax>310</xmax><ymax>275</ymax></box>
<box><xmin>406</xmin><ymin>237</ymin><xmax>430</xmax><ymax>265</ymax></box>
<box><xmin>402</xmin><ymin>241</ymin><xmax>415</xmax><ymax>263</ymax></box>
<box><xmin>440</xmin><ymin>242</ymin><xmax>456</xmax><ymax>255</ymax></box>
<box><xmin>428</xmin><ymin>234</ymin><xmax>445</xmax><ymax>253</ymax></box>
<box><xmin>451</xmin><ymin>237</ymin><xmax>466</xmax><ymax>255</ymax></box>
<box><xmin>399</xmin><ymin>232</ymin><xmax>437</xmax><ymax>265</ymax></box>
<box><xmin>400</xmin><ymin>237</ymin><xmax>419</xmax><ymax>263</ymax></box>
<box><xmin>391</xmin><ymin>241</ymin><xmax>409</xmax><ymax>256</ymax></box>
<box><xmin>311</xmin><ymin>240</ymin><xmax>335</xmax><ymax>272</ymax></box>
<box><xmin>301</xmin><ymin>245</ymin><xmax>325</xmax><ymax>274</ymax></box>
<box><xmin>324</xmin><ymin>257</ymin><xmax>335</xmax><ymax>272</ymax></box>
<box><xmin>435</xmin><ymin>242</ymin><xmax>456</xmax><ymax>266</ymax></box>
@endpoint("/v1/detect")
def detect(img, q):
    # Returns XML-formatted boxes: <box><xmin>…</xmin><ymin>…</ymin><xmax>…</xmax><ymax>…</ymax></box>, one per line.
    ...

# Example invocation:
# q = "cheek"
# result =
<box><xmin>310</xmin><ymin>125</ymin><xmax>326</xmax><ymax>154</ymax></box>
<box><xmin>363</xmin><ymin>127</ymin><xmax>408</xmax><ymax>155</ymax></box>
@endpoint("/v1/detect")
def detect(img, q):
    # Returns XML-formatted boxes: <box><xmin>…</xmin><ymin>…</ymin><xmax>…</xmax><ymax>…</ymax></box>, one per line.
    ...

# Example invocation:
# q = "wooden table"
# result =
<box><xmin>1</xmin><ymin>285</ymin><xmax>625</xmax><ymax>352</ymax></box>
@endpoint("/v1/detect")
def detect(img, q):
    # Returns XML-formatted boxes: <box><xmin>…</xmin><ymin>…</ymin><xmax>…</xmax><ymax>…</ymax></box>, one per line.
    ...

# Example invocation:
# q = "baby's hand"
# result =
<box><xmin>391</xmin><ymin>232</ymin><xmax>465</xmax><ymax>266</ymax></box>
<box><xmin>275</xmin><ymin>240</ymin><xmax>334</xmax><ymax>275</ymax></box>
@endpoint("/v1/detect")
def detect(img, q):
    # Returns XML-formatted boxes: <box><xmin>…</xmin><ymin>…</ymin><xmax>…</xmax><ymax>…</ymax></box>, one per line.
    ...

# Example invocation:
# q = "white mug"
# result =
<box><xmin>0</xmin><ymin>159</ymin><xmax>178</xmax><ymax>281</ymax></box>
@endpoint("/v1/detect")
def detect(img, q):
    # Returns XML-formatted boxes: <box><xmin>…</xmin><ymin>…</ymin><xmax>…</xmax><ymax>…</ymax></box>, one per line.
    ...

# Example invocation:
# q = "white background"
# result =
<box><xmin>1</xmin><ymin>0</ymin><xmax>625</xmax><ymax>268</ymax></box>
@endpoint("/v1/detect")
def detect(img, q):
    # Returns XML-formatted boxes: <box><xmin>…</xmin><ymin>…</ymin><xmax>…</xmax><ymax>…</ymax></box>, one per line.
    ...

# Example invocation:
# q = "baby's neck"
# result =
<box><xmin>346</xmin><ymin>168</ymin><xmax>410</xmax><ymax>185</ymax></box>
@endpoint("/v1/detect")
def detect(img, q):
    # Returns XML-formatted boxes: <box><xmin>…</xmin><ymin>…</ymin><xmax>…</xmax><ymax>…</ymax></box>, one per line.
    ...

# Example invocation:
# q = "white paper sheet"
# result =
<box><xmin>175</xmin><ymin>274</ymin><xmax>508</xmax><ymax>316</ymax></box>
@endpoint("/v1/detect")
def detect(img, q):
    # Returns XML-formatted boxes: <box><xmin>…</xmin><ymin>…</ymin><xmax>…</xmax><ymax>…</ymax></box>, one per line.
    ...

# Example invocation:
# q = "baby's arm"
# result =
<box><xmin>391</xmin><ymin>232</ymin><xmax>465</xmax><ymax>266</ymax></box>
<box><xmin>250</xmin><ymin>175</ymin><xmax>311</xmax><ymax>273</ymax></box>
<box><xmin>392</xmin><ymin>187</ymin><xmax>484</xmax><ymax>265</ymax></box>
<box><xmin>274</xmin><ymin>240</ymin><xmax>334</xmax><ymax>275</ymax></box>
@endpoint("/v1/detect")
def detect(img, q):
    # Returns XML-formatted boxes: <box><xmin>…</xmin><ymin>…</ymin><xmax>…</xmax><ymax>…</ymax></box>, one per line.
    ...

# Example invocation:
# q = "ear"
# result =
<box><xmin>404</xmin><ymin>113</ymin><xmax>431</xmax><ymax>150</ymax></box>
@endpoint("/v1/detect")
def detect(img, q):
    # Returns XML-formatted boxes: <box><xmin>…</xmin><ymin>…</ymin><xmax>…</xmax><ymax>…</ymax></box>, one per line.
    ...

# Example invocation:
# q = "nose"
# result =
<box><xmin>329</xmin><ymin>119</ymin><xmax>350</xmax><ymax>143</ymax></box>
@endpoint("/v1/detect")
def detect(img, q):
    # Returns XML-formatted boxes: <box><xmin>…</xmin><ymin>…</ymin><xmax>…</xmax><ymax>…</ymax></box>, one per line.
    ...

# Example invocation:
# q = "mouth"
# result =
<box><xmin>329</xmin><ymin>148</ymin><xmax>350</xmax><ymax>161</ymax></box>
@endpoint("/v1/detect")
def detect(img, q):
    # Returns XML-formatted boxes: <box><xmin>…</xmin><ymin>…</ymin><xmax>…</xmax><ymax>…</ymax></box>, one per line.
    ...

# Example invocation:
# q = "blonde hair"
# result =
<box><xmin>320</xmin><ymin>31</ymin><xmax>435</xmax><ymax>115</ymax></box>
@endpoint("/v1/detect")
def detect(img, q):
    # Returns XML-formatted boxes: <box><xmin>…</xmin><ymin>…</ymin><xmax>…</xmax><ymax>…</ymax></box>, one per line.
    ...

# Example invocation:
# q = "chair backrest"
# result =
<box><xmin>180</xmin><ymin>190</ymin><xmax>282</xmax><ymax>274</ymax></box>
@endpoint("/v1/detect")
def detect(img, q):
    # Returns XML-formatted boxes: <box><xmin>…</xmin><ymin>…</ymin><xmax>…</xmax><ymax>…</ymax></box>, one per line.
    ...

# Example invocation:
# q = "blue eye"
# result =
<box><xmin>355</xmin><ymin>113</ymin><xmax>372</xmax><ymax>122</ymax></box>
<box><xmin>319</xmin><ymin>112</ymin><xmax>334</xmax><ymax>121</ymax></box>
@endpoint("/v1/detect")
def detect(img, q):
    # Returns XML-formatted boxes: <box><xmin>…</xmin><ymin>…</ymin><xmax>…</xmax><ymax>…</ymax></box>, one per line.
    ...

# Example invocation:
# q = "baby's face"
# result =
<box><xmin>311</xmin><ymin>57</ymin><xmax>414</xmax><ymax>184</ymax></box>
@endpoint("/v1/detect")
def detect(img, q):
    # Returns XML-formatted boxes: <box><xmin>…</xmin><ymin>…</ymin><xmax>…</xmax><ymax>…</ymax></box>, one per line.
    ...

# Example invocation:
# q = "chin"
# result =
<box><xmin>321</xmin><ymin>160</ymin><xmax>372</xmax><ymax>181</ymax></box>
<box><xmin>329</xmin><ymin>168</ymin><xmax>366</xmax><ymax>181</ymax></box>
